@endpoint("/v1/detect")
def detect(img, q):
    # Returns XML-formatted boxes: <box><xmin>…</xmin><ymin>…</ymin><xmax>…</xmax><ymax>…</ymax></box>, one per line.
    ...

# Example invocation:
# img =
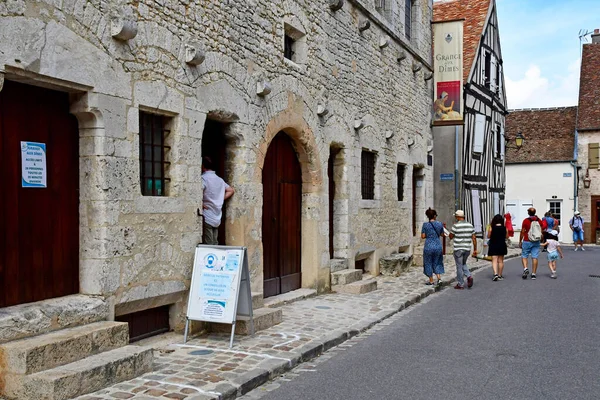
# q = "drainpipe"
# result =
<box><xmin>571</xmin><ymin>127</ymin><xmax>579</xmax><ymax>213</ymax></box>
<box><xmin>455</xmin><ymin>125</ymin><xmax>459</xmax><ymax>211</ymax></box>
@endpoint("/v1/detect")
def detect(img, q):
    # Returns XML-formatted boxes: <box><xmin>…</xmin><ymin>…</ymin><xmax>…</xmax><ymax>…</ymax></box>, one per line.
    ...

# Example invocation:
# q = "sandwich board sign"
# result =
<box><xmin>184</xmin><ymin>244</ymin><xmax>254</xmax><ymax>348</ymax></box>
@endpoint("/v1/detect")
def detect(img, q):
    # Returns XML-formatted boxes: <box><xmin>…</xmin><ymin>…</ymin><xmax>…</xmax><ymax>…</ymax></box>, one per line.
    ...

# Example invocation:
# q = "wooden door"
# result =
<box><xmin>262</xmin><ymin>132</ymin><xmax>302</xmax><ymax>298</ymax></box>
<box><xmin>0</xmin><ymin>81</ymin><xmax>79</xmax><ymax>308</ymax></box>
<box><xmin>592</xmin><ymin>196</ymin><xmax>600</xmax><ymax>245</ymax></box>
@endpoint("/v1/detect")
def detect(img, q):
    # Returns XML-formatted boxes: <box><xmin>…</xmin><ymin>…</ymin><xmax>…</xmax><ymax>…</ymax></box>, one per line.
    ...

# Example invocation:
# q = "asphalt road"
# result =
<box><xmin>258</xmin><ymin>248</ymin><xmax>600</xmax><ymax>400</ymax></box>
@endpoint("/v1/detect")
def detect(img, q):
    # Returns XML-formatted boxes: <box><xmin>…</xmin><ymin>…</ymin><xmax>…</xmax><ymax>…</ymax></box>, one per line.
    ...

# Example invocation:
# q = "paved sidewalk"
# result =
<box><xmin>76</xmin><ymin>249</ymin><xmax>520</xmax><ymax>400</ymax></box>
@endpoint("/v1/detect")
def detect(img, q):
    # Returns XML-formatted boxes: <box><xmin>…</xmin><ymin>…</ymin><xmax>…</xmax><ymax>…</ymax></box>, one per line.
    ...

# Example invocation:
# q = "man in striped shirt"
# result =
<box><xmin>449</xmin><ymin>210</ymin><xmax>478</xmax><ymax>289</ymax></box>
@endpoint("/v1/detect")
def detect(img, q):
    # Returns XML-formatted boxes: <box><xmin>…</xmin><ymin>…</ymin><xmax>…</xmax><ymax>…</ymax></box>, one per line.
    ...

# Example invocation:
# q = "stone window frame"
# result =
<box><xmin>283</xmin><ymin>20</ymin><xmax>308</xmax><ymax>66</ymax></box>
<box><xmin>138</xmin><ymin>109</ymin><xmax>175</xmax><ymax>197</ymax></box>
<box><xmin>375</xmin><ymin>0</ymin><xmax>394</xmax><ymax>22</ymax></box>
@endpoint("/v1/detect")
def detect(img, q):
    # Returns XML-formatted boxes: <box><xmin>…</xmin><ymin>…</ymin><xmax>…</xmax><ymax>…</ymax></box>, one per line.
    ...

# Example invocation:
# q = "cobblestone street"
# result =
<box><xmin>76</xmin><ymin>250</ymin><xmax>519</xmax><ymax>400</ymax></box>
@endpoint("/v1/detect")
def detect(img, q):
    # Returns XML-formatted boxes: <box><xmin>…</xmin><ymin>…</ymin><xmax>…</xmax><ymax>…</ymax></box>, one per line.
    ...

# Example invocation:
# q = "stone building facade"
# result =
<box><xmin>0</xmin><ymin>0</ymin><xmax>433</xmax><ymax>330</ymax></box>
<box><xmin>576</xmin><ymin>29</ymin><xmax>600</xmax><ymax>244</ymax></box>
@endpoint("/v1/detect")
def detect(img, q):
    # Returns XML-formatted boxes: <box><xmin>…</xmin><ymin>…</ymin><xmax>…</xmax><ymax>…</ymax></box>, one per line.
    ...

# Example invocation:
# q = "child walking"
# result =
<box><xmin>541</xmin><ymin>230</ymin><xmax>563</xmax><ymax>278</ymax></box>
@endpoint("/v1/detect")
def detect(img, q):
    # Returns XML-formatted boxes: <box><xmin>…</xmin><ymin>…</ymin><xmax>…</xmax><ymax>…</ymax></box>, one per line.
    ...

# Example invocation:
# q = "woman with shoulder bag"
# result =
<box><xmin>421</xmin><ymin>208</ymin><xmax>445</xmax><ymax>286</ymax></box>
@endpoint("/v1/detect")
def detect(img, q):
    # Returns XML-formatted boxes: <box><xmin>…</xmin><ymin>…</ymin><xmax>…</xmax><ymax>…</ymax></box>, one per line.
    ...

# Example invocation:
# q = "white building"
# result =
<box><xmin>505</xmin><ymin>107</ymin><xmax>577</xmax><ymax>243</ymax></box>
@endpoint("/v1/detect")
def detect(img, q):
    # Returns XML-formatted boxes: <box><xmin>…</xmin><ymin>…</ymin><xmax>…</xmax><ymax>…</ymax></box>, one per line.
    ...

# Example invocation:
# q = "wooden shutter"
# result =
<box><xmin>589</xmin><ymin>143</ymin><xmax>599</xmax><ymax>168</ymax></box>
<box><xmin>505</xmin><ymin>201</ymin><xmax>518</xmax><ymax>228</ymax></box>
<box><xmin>471</xmin><ymin>190</ymin><xmax>482</xmax><ymax>232</ymax></box>
<box><xmin>493</xmin><ymin>192</ymin><xmax>500</xmax><ymax>216</ymax></box>
<box><xmin>500</xmin><ymin>125</ymin><xmax>505</xmax><ymax>159</ymax></box>
<box><xmin>473</xmin><ymin>114</ymin><xmax>485</xmax><ymax>153</ymax></box>
<box><xmin>490</xmin><ymin>56</ymin><xmax>498</xmax><ymax>91</ymax></box>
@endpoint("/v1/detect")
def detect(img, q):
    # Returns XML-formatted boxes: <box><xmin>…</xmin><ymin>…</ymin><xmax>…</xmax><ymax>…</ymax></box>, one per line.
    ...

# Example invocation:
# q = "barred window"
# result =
<box><xmin>361</xmin><ymin>150</ymin><xmax>376</xmax><ymax>200</ymax></box>
<box><xmin>397</xmin><ymin>164</ymin><xmax>406</xmax><ymax>201</ymax></box>
<box><xmin>139</xmin><ymin>111</ymin><xmax>171</xmax><ymax>196</ymax></box>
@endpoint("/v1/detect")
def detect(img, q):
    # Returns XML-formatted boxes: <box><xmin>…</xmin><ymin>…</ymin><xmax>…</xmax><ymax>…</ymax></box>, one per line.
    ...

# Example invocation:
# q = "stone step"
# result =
<box><xmin>0</xmin><ymin>321</ymin><xmax>129</xmax><ymax>375</ymax></box>
<box><xmin>329</xmin><ymin>258</ymin><xmax>348</xmax><ymax>273</ymax></box>
<box><xmin>0</xmin><ymin>295</ymin><xmax>109</xmax><ymax>345</ymax></box>
<box><xmin>331</xmin><ymin>269</ymin><xmax>362</xmax><ymax>285</ymax></box>
<box><xmin>251</xmin><ymin>292</ymin><xmax>264</xmax><ymax>310</ymax></box>
<box><xmin>211</xmin><ymin>307</ymin><xmax>283</xmax><ymax>335</ymax></box>
<box><xmin>3</xmin><ymin>345</ymin><xmax>153</xmax><ymax>400</ymax></box>
<box><xmin>332</xmin><ymin>278</ymin><xmax>378</xmax><ymax>295</ymax></box>
<box><xmin>379</xmin><ymin>253</ymin><xmax>413</xmax><ymax>277</ymax></box>
<box><xmin>263</xmin><ymin>288</ymin><xmax>317</xmax><ymax>308</ymax></box>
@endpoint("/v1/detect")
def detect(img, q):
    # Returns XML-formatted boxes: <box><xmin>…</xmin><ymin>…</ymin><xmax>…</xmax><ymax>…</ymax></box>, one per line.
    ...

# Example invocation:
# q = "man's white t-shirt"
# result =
<box><xmin>202</xmin><ymin>171</ymin><xmax>230</xmax><ymax>228</ymax></box>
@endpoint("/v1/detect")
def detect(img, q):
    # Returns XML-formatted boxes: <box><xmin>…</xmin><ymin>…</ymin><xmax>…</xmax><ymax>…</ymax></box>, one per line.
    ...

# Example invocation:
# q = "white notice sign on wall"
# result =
<box><xmin>21</xmin><ymin>141</ymin><xmax>47</xmax><ymax>188</ymax></box>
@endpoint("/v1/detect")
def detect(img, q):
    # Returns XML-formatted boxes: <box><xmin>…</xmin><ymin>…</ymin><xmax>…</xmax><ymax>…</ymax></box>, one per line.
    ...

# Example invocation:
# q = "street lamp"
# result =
<box><xmin>583</xmin><ymin>168</ymin><xmax>592</xmax><ymax>189</ymax></box>
<box><xmin>505</xmin><ymin>131</ymin><xmax>525</xmax><ymax>150</ymax></box>
<box><xmin>515</xmin><ymin>132</ymin><xmax>524</xmax><ymax>148</ymax></box>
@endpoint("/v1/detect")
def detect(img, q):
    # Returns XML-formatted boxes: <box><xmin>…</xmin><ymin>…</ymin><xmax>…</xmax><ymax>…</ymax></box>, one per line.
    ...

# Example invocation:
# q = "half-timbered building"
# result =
<box><xmin>432</xmin><ymin>0</ymin><xmax>508</xmax><ymax>235</ymax></box>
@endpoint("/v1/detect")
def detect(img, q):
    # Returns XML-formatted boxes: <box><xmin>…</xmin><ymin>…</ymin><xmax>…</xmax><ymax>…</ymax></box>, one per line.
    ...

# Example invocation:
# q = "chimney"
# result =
<box><xmin>592</xmin><ymin>28</ymin><xmax>600</xmax><ymax>44</ymax></box>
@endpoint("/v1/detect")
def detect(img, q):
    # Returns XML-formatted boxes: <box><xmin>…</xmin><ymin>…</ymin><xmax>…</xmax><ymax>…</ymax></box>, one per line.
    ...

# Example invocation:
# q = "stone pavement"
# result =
<box><xmin>75</xmin><ymin>249</ymin><xmax>520</xmax><ymax>400</ymax></box>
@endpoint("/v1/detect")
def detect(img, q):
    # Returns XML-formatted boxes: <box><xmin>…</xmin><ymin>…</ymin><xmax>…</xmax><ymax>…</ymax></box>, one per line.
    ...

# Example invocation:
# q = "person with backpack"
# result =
<box><xmin>519</xmin><ymin>207</ymin><xmax>546</xmax><ymax>280</ymax></box>
<box><xmin>569</xmin><ymin>211</ymin><xmax>585</xmax><ymax>251</ymax></box>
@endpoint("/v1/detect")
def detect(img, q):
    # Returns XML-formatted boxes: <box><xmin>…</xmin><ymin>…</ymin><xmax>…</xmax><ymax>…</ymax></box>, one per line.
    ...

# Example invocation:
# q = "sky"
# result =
<box><xmin>496</xmin><ymin>0</ymin><xmax>600</xmax><ymax>109</ymax></box>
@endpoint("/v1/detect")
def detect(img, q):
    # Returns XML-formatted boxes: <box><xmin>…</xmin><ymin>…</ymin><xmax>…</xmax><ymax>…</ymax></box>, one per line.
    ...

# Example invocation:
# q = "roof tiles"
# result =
<box><xmin>505</xmin><ymin>107</ymin><xmax>577</xmax><ymax>164</ymax></box>
<box><xmin>577</xmin><ymin>42</ymin><xmax>600</xmax><ymax>131</ymax></box>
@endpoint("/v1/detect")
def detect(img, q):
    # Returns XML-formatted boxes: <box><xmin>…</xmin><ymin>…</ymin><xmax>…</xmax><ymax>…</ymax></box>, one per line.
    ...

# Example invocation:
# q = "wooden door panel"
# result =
<box><xmin>0</xmin><ymin>81</ymin><xmax>79</xmax><ymax>308</ymax></box>
<box><xmin>279</xmin><ymin>183</ymin><xmax>301</xmax><ymax>294</ymax></box>
<box><xmin>262</xmin><ymin>132</ymin><xmax>301</xmax><ymax>298</ymax></box>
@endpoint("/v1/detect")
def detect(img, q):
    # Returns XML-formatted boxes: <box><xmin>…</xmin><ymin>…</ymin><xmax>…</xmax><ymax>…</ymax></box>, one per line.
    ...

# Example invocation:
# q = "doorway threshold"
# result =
<box><xmin>263</xmin><ymin>288</ymin><xmax>317</xmax><ymax>308</ymax></box>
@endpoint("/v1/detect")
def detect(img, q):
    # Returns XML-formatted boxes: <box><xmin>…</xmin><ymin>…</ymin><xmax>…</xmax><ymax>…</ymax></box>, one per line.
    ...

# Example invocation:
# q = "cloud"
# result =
<box><xmin>505</xmin><ymin>60</ymin><xmax>580</xmax><ymax>109</ymax></box>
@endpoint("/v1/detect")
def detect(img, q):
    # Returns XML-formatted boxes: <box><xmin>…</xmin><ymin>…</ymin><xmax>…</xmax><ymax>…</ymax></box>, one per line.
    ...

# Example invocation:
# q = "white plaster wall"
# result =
<box><xmin>506</xmin><ymin>162</ymin><xmax>576</xmax><ymax>243</ymax></box>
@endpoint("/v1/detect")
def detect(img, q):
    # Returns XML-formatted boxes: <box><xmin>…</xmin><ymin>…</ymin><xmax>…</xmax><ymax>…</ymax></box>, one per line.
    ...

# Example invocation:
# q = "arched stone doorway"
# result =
<box><xmin>262</xmin><ymin>132</ymin><xmax>302</xmax><ymax>297</ymax></box>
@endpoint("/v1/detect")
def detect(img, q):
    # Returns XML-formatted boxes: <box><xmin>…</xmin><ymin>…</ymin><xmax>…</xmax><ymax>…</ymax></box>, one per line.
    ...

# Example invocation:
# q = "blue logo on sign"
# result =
<box><xmin>204</xmin><ymin>253</ymin><xmax>217</xmax><ymax>269</ymax></box>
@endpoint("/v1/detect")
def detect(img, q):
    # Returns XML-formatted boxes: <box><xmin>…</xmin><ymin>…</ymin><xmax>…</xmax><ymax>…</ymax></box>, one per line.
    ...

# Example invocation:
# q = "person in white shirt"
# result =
<box><xmin>569</xmin><ymin>211</ymin><xmax>585</xmax><ymax>251</ymax></box>
<box><xmin>541</xmin><ymin>230</ymin><xmax>563</xmax><ymax>279</ymax></box>
<box><xmin>201</xmin><ymin>156</ymin><xmax>234</xmax><ymax>245</ymax></box>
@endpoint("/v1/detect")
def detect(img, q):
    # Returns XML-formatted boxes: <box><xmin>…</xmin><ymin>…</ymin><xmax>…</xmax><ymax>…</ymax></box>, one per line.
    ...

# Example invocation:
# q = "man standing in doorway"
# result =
<box><xmin>519</xmin><ymin>207</ymin><xmax>545</xmax><ymax>280</ymax></box>
<box><xmin>569</xmin><ymin>211</ymin><xmax>585</xmax><ymax>251</ymax></box>
<box><xmin>201</xmin><ymin>156</ymin><xmax>234</xmax><ymax>245</ymax></box>
<box><xmin>449</xmin><ymin>210</ymin><xmax>478</xmax><ymax>289</ymax></box>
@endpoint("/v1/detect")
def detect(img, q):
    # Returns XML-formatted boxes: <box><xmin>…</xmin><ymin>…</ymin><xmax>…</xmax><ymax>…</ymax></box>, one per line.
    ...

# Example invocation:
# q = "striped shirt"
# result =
<box><xmin>451</xmin><ymin>220</ymin><xmax>475</xmax><ymax>251</ymax></box>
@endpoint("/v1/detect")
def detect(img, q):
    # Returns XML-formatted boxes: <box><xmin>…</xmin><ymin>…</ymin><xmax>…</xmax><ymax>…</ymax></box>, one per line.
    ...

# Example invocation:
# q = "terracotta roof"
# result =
<box><xmin>433</xmin><ymin>0</ymin><xmax>491</xmax><ymax>82</ymax></box>
<box><xmin>505</xmin><ymin>107</ymin><xmax>577</xmax><ymax>164</ymax></box>
<box><xmin>577</xmin><ymin>41</ymin><xmax>600</xmax><ymax>130</ymax></box>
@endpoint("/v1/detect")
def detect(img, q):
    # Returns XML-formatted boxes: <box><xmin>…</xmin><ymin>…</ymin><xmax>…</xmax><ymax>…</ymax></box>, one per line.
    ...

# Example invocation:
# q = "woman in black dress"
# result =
<box><xmin>487</xmin><ymin>214</ymin><xmax>508</xmax><ymax>281</ymax></box>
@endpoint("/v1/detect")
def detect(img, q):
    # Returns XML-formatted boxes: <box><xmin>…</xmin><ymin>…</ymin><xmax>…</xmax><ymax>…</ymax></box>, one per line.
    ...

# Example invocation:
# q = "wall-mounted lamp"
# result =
<box><xmin>583</xmin><ymin>168</ymin><xmax>592</xmax><ymax>189</ymax></box>
<box><xmin>505</xmin><ymin>131</ymin><xmax>525</xmax><ymax>149</ymax></box>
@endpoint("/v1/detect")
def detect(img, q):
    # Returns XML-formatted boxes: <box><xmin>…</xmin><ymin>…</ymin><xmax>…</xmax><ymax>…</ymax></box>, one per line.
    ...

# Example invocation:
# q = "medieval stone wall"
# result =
<box><xmin>0</xmin><ymin>0</ymin><xmax>433</xmax><ymax>319</ymax></box>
